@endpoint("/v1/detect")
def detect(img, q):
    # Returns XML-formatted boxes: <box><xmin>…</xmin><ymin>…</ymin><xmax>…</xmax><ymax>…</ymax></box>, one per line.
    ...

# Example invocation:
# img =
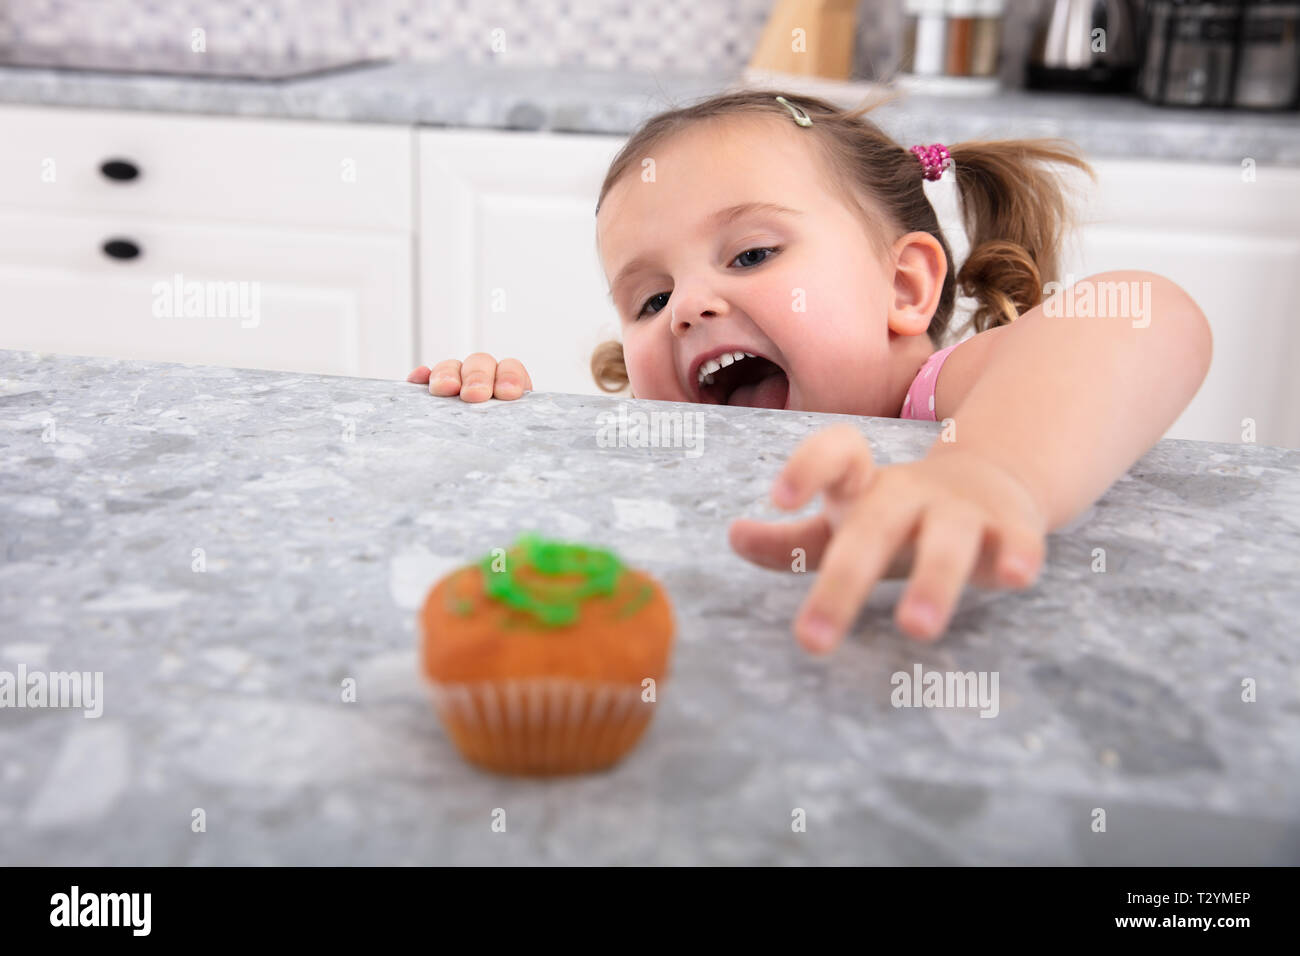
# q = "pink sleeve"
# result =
<box><xmin>899</xmin><ymin>343</ymin><xmax>960</xmax><ymax>421</ymax></box>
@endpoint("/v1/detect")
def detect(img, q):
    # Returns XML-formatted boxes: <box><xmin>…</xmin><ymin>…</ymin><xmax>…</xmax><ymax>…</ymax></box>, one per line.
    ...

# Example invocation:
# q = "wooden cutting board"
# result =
<box><xmin>747</xmin><ymin>0</ymin><xmax>860</xmax><ymax>80</ymax></box>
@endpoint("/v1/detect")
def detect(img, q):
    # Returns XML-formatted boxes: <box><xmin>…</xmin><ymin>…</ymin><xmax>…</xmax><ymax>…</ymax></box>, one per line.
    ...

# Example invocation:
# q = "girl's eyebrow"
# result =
<box><xmin>608</xmin><ymin>202</ymin><xmax>803</xmax><ymax>297</ymax></box>
<box><xmin>709</xmin><ymin>201</ymin><xmax>803</xmax><ymax>229</ymax></box>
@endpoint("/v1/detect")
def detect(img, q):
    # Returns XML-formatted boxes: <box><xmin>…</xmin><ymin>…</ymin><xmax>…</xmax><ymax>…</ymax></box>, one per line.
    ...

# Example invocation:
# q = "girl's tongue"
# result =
<box><xmin>727</xmin><ymin>368</ymin><xmax>789</xmax><ymax>409</ymax></box>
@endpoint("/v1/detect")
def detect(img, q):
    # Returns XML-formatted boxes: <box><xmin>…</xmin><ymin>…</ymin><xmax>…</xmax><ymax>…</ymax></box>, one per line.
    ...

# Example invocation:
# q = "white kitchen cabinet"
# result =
<box><xmin>0</xmin><ymin>208</ymin><xmax>411</xmax><ymax>378</ymax></box>
<box><xmin>417</xmin><ymin>128</ymin><xmax>624</xmax><ymax>397</ymax></box>
<box><xmin>1063</xmin><ymin>159</ymin><xmax>1300</xmax><ymax>449</ymax></box>
<box><xmin>0</xmin><ymin>104</ymin><xmax>416</xmax><ymax>378</ymax></box>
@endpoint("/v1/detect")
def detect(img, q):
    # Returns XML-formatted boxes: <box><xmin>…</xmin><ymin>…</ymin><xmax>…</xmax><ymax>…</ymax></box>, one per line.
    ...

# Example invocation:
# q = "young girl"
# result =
<box><xmin>407</xmin><ymin>90</ymin><xmax>1212</xmax><ymax>654</ymax></box>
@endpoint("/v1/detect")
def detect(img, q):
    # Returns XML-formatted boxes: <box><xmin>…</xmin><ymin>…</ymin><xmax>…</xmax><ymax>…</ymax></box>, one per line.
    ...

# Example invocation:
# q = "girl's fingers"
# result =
<box><xmin>493</xmin><ymin>357</ymin><xmax>533</xmax><ymax>400</ymax></box>
<box><xmin>423</xmin><ymin>356</ymin><xmax>531</xmax><ymax>402</ymax></box>
<box><xmin>727</xmin><ymin>514</ymin><xmax>832</xmax><ymax>571</ymax></box>
<box><xmin>457</xmin><ymin>353</ymin><xmax>498</xmax><ymax>402</ymax></box>
<box><xmin>895</xmin><ymin>506</ymin><xmax>986</xmax><ymax>641</ymax></box>
<box><xmin>427</xmin><ymin>359</ymin><xmax>463</xmax><ymax>396</ymax></box>
<box><xmin>993</xmin><ymin>521</ymin><xmax>1047</xmax><ymax>588</ymax></box>
<box><xmin>773</xmin><ymin>424</ymin><xmax>876</xmax><ymax>512</ymax></box>
<box><xmin>795</xmin><ymin>492</ymin><xmax>922</xmax><ymax>654</ymax></box>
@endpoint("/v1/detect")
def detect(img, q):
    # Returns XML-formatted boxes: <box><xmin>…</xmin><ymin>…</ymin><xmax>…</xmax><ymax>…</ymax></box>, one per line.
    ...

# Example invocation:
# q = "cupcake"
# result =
<box><xmin>419</xmin><ymin>533</ymin><xmax>674</xmax><ymax>775</ymax></box>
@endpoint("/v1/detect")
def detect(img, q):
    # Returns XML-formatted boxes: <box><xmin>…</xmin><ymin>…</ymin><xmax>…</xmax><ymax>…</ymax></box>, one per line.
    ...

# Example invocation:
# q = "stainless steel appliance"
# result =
<box><xmin>1233</xmin><ymin>0</ymin><xmax>1300</xmax><ymax>108</ymax></box>
<box><xmin>1139</xmin><ymin>0</ymin><xmax>1299</xmax><ymax>108</ymax></box>
<box><xmin>1139</xmin><ymin>0</ymin><xmax>1244</xmax><ymax>104</ymax></box>
<box><xmin>1027</xmin><ymin>0</ymin><xmax>1142</xmax><ymax>91</ymax></box>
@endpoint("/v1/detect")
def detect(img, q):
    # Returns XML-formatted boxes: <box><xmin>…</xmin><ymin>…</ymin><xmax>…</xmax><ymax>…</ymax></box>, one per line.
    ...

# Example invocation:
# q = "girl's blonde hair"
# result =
<box><xmin>590</xmin><ymin>88</ymin><xmax>1094</xmax><ymax>394</ymax></box>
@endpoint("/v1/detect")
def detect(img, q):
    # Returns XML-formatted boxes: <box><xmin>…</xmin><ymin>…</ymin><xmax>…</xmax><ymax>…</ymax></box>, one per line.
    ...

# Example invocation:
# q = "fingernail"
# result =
<box><xmin>801</xmin><ymin>612</ymin><xmax>837</xmax><ymax>652</ymax></box>
<box><xmin>772</xmin><ymin>478</ymin><xmax>797</xmax><ymax>508</ymax></box>
<box><xmin>904</xmin><ymin>599</ymin><xmax>940</xmax><ymax>635</ymax></box>
<box><xmin>1004</xmin><ymin>556</ymin><xmax>1032</xmax><ymax>583</ymax></box>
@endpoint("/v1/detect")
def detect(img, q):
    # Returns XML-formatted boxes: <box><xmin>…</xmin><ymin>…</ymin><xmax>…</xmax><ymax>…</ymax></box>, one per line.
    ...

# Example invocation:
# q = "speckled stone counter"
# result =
<box><xmin>1</xmin><ymin>61</ymin><xmax>1298</xmax><ymax>165</ymax></box>
<box><xmin>1</xmin><ymin>348</ymin><xmax>1298</xmax><ymax>865</ymax></box>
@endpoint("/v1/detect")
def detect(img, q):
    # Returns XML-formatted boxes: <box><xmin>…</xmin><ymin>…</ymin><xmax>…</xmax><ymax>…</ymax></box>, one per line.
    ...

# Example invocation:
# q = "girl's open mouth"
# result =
<box><xmin>697</xmin><ymin>353</ymin><xmax>790</xmax><ymax>409</ymax></box>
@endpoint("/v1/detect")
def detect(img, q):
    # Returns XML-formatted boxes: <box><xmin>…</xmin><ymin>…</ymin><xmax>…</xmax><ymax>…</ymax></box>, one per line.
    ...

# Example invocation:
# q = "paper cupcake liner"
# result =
<box><xmin>428</xmin><ymin>678</ymin><xmax>659</xmax><ymax>775</ymax></box>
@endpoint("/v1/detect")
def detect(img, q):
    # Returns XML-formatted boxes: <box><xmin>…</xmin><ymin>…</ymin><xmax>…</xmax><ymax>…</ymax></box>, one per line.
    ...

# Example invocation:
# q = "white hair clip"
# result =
<box><xmin>775</xmin><ymin>96</ymin><xmax>813</xmax><ymax>127</ymax></box>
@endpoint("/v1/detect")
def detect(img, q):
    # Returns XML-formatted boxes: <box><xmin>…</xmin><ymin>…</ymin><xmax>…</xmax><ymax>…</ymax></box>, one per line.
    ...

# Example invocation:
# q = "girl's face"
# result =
<box><xmin>596</xmin><ymin>114</ymin><xmax>943</xmax><ymax>416</ymax></box>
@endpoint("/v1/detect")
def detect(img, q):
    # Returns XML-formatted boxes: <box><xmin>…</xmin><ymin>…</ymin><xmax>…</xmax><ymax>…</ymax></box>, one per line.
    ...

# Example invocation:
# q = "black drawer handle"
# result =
<box><xmin>100</xmin><ymin>159</ymin><xmax>140</xmax><ymax>182</ymax></box>
<box><xmin>102</xmin><ymin>238</ymin><xmax>141</xmax><ymax>261</ymax></box>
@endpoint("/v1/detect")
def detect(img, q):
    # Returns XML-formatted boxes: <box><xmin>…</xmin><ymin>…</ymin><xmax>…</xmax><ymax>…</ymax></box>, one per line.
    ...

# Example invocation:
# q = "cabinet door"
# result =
<box><xmin>0</xmin><ymin>209</ymin><xmax>413</xmax><ymax>378</ymax></box>
<box><xmin>418</xmin><ymin>129</ymin><xmax>624</xmax><ymax>397</ymax></box>
<box><xmin>1060</xmin><ymin>159</ymin><xmax>1300</xmax><ymax>448</ymax></box>
<box><xmin>0</xmin><ymin>104</ymin><xmax>413</xmax><ymax>231</ymax></box>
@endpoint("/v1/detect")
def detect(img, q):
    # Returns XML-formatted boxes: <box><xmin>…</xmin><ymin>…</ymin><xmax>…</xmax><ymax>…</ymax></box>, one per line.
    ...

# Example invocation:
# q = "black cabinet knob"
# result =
<box><xmin>99</xmin><ymin>159</ymin><xmax>140</xmax><ymax>182</ymax></box>
<box><xmin>102</xmin><ymin>238</ymin><xmax>141</xmax><ymax>261</ymax></box>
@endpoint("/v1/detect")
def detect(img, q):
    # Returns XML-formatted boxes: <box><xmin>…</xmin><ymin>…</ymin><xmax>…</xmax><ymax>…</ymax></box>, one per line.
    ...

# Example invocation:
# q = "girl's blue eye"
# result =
<box><xmin>732</xmin><ymin>247</ymin><xmax>778</xmax><ymax>268</ymax></box>
<box><xmin>638</xmin><ymin>292</ymin><xmax>671</xmax><ymax>317</ymax></box>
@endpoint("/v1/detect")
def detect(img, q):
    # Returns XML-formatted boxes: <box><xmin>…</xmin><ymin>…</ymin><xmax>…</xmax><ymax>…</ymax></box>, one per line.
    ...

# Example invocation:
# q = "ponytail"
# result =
<box><xmin>590</xmin><ymin>339</ymin><xmax>629</xmax><ymax>394</ymax></box>
<box><xmin>950</xmin><ymin>139</ymin><xmax>1095</xmax><ymax>334</ymax></box>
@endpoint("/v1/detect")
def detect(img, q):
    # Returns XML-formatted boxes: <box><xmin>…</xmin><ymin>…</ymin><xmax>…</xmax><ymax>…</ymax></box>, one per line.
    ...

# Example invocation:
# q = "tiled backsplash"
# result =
<box><xmin>0</xmin><ymin>0</ymin><xmax>1037</xmax><ymax>85</ymax></box>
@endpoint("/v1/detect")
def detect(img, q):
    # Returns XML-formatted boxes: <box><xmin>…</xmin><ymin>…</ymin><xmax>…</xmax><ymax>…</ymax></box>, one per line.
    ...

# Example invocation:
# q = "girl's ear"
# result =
<box><xmin>887</xmin><ymin>231</ymin><xmax>947</xmax><ymax>336</ymax></box>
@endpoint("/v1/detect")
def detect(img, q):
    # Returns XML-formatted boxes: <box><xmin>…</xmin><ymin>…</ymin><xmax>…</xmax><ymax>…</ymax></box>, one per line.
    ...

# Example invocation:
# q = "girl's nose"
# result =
<box><xmin>669</xmin><ymin>285</ymin><xmax>728</xmax><ymax>336</ymax></box>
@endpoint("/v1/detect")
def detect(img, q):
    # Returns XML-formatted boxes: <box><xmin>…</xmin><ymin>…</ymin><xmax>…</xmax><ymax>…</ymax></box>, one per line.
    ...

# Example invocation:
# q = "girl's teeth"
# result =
<box><xmin>697</xmin><ymin>350</ymin><xmax>760</xmax><ymax>386</ymax></box>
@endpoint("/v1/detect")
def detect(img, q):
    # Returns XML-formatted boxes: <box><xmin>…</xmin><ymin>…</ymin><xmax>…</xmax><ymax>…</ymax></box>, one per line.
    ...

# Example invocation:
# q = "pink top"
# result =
<box><xmin>899</xmin><ymin>343</ymin><xmax>959</xmax><ymax>421</ymax></box>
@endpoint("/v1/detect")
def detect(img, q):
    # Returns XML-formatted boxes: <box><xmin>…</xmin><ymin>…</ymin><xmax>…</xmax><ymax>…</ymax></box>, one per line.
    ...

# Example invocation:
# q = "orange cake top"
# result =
<box><xmin>421</xmin><ymin>534</ymin><xmax>674</xmax><ymax>685</ymax></box>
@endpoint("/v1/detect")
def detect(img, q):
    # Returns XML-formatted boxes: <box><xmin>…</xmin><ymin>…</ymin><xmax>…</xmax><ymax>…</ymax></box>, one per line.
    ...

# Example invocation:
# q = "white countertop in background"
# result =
<box><xmin>1</xmin><ymin>60</ymin><xmax>1297</xmax><ymax>164</ymax></box>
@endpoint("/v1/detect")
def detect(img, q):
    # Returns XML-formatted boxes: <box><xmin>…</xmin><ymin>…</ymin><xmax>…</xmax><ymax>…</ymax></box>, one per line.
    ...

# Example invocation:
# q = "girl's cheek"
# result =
<box><xmin>761</xmin><ymin>262</ymin><xmax>820</xmax><ymax>328</ymax></box>
<box><xmin>622</xmin><ymin>335</ymin><xmax>666</xmax><ymax>396</ymax></box>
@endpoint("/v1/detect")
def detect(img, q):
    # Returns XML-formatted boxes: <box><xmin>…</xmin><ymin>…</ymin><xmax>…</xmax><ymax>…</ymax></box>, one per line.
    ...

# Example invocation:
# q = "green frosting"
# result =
<box><xmin>616</xmin><ymin>583</ymin><xmax>655</xmax><ymax>619</ymax></box>
<box><xmin>478</xmin><ymin>533</ymin><xmax>628</xmax><ymax>627</ymax></box>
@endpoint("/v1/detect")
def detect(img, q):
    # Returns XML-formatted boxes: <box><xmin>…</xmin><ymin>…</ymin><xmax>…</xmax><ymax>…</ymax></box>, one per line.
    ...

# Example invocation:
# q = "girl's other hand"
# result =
<box><xmin>406</xmin><ymin>353</ymin><xmax>533</xmax><ymax>402</ymax></box>
<box><xmin>728</xmin><ymin>424</ymin><xmax>1048</xmax><ymax>652</ymax></box>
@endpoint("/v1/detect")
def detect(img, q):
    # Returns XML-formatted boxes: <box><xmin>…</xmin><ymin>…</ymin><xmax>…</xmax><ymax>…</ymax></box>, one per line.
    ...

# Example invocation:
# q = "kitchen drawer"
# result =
<box><xmin>0</xmin><ymin>209</ymin><xmax>413</xmax><ymax>378</ymax></box>
<box><xmin>0</xmin><ymin>104</ymin><xmax>413</xmax><ymax>232</ymax></box>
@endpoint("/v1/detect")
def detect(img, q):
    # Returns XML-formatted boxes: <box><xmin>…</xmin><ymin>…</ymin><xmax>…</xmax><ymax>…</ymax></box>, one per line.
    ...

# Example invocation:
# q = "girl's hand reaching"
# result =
<box><xmin>728</xmin><ymin>424</ymin><xmax>1048</xmax><ymax>652</ymax></box>
<box><xmin>406</xmin><ymin>353</ymin><xmax>533</xmax><ymax>402</ymax></box>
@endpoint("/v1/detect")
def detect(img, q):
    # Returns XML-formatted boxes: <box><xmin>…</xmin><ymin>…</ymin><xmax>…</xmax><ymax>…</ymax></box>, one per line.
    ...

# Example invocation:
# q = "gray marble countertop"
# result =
<box><xmin>1</xmin><ymin>348</ymin><xmax>1298</xmax><ymax>865</ymax></box>
<box><xmin>1</xmin><ymin>60</ymin><xmax>1298</xmax><ymax>165</ymax></box>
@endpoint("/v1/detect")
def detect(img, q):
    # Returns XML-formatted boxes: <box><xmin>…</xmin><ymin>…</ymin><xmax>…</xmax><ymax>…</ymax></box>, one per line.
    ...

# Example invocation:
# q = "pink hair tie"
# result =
<box><xmin>910</xmin><ymin>143</ymin><xmax>951</xmax><ymax>181</ymax></box>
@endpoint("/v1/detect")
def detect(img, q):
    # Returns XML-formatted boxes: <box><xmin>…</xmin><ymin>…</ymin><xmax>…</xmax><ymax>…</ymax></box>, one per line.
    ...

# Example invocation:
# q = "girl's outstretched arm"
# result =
<box><xmin>730</xmin><ymin>270</ymin><xmax>1213</xmax><ymax>649</ymax></box>
<box><xmin>929</xmin><ymin>270</ymin><xmax>1213</xmax><ymax>531</ymax></box>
